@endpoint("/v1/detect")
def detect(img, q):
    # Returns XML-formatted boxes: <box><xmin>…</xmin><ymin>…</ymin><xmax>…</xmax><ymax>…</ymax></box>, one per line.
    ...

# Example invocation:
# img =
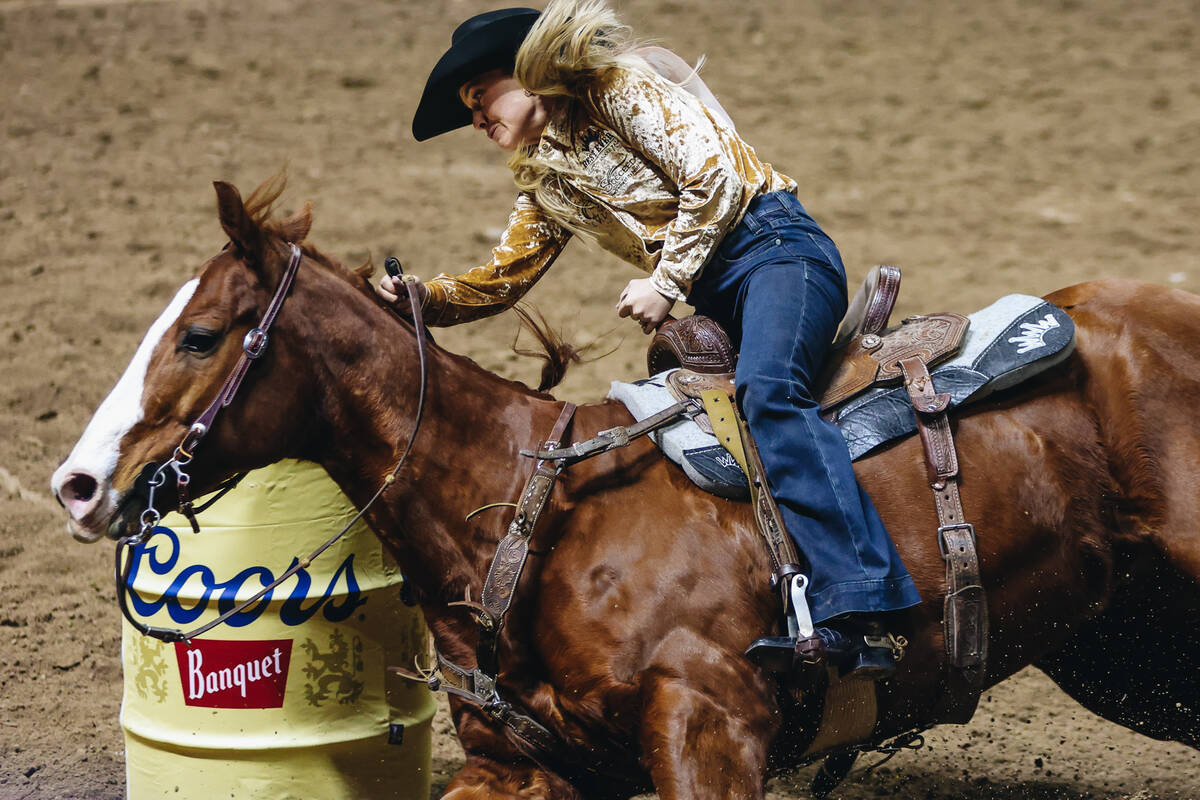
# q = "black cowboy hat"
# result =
<box><xmin>412</xmin><ymin>8</ymin><xmax>541</xmax><ymax>142</ymax></box>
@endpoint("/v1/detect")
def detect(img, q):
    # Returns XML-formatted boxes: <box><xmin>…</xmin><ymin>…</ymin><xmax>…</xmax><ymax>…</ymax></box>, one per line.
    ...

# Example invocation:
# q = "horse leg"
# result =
<box><xmin>441</xmin><ymin>755</ymin><xmax>583</xmax><ymax>800</ymax></box>
<box><xmin>441</xmin><ymin>700</ymin><xmax>588</xmax><ymax>800</ymax></box>
<box><xmin>637</xmin><ymin>663</ymin><xmax>776</xmax><ymax>800</ymax></box>
<box><xmin>1034</xmin><ymin>546</ymin><xmax>1200</xmax><ymax>748</ymax></box>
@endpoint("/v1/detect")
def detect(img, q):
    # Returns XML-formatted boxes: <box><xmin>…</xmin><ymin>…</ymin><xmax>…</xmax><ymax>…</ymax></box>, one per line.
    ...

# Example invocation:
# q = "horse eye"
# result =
<box><xmin>179</xmin><ymin>327</ymin><xmax>221</xmax><ymax>355</ymax></box>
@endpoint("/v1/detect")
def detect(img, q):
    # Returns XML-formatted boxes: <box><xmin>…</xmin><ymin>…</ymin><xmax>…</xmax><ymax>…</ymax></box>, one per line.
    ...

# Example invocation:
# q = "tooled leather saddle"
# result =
<box><xmin>648</xmin><ymin>264</ymin><xmax>970</xmax><ymax>410</ymax></box>
<box><xmin>647</xmin><ymin>264</ymin><xmax>989</xmax><ymax>716</ymax></box>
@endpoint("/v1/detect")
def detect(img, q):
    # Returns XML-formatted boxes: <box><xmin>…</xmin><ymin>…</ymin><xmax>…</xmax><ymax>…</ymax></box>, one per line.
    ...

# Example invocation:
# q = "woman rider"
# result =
<box><xmin>380</xmin><ymin>0</ymin><xmax>920</xmax><ymax>679</ymax></box>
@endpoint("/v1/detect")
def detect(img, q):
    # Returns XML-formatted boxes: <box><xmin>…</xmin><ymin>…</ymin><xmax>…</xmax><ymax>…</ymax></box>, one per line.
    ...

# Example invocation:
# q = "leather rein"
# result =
<box><xmin>114</xmin><ymin>243</ymin><xmax>430</xmax><ymax>644</ymax></box>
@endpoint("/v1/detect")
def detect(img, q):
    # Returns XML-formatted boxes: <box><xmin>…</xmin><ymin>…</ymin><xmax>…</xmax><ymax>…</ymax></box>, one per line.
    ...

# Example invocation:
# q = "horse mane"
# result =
<box><xmin>243</xmin><ymin>171</ymin><xmax>290</xmax><ymax>228</ymax></box>
<box><xmin>239</xmin><ymin>171</ymin><xmax>587</xmax><ymax>392</ymax></box>
<box><xmin>511</xmin><ymin>304</ymin><xmax>593</xmax><ymax>392</ymax></box>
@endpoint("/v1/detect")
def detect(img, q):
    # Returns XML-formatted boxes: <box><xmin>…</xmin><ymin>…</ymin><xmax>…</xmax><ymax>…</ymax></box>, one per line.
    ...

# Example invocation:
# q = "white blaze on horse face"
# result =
<box><xmin>51</xmin><ymin>279</ymin><xmax>199</xmax><ymax>540</ymax></box>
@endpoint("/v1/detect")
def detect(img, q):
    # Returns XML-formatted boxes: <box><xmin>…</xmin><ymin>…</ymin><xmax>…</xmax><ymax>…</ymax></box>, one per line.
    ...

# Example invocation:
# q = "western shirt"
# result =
<box><xmin>422</xmin><ymin>66</ymin><xmax>797</xmax><ymax>325</ymax></box>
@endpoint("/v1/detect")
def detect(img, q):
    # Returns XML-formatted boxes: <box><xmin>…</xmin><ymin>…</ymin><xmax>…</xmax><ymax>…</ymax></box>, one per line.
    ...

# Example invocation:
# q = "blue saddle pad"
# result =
<box><xmin>608</xmin><ymin>295</ymin><xmax>1076</xmax><ymax>499</ymax></box>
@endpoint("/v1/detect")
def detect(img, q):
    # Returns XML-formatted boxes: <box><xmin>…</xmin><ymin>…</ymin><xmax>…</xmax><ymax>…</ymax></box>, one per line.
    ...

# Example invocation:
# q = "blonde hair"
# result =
<box><xmin>506</xmin><ymin>0</ymin><xmax>648</xmax><ymax>233</ymax></box>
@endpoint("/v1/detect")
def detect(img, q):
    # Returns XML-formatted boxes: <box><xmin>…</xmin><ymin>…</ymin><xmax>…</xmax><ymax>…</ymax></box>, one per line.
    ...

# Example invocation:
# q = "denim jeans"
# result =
<box><xmin>688</xmin><ymin>191</ymin><xmax>920</xmax><ymax>622</ymax></box>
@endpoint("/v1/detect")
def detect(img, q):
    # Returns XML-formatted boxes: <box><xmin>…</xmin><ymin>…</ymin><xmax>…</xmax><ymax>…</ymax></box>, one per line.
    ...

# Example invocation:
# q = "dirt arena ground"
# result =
<box><xmin>2</xmin><ymin>0</ymin><xmax>1198</xmax><ymax>797</ymax></box>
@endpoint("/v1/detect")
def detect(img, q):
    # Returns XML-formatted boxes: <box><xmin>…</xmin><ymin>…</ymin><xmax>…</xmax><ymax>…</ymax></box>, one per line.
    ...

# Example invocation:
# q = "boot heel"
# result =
<box><xmin>840</xmin><ymin>646</ymin><xmax>895</xmax><ymax>681</ymax></box>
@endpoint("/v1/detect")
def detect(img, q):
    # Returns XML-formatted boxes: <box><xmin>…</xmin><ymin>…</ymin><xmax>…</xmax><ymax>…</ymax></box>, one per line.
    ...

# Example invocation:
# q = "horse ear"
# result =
<box><xmin>213</xmin><ymin>180</ymin><xmax>263</xmax><ymax>258</ymax></box>
<box><xmin>278</xmin><ymin>202</ymin><xmax>313</xmax><ymax>244</ymax></box>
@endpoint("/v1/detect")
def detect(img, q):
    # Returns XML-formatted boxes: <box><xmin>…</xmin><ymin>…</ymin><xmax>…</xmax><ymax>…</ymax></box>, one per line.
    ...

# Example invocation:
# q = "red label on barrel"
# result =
<box><xmin>173</xmin><ymin>639</ymin><xmax>293</xmax><ymax>708</ymax></box>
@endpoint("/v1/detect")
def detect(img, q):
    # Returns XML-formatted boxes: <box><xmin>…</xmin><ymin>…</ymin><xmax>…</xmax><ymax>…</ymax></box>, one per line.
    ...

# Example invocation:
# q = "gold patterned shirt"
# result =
<box><xmin>422</xmin><ymin>66</ymin><xmax>797</xmax><ymax>326</ymax></box>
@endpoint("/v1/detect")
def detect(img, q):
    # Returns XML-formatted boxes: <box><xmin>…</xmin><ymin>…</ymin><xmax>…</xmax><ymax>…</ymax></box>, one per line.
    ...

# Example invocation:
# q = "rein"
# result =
<box><xmin>114</xmin><ymin>244</ymin><xmax>430</xmax><ymax>644</ymax></box>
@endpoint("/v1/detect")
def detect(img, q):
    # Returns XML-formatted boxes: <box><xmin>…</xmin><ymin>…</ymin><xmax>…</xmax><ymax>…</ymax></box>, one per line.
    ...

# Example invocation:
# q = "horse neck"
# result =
<box><xmin>283</xmin><ymin>268</ymin><xmax>558</xmax><ymax>611</ymax></box>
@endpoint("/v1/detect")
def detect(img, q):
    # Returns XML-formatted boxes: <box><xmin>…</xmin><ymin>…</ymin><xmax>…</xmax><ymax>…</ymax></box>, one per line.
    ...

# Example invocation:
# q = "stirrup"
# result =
<box><xmin>745</xmin><ymin>620</ymin><xmax>907</xmax><ymax>681</ymax></box>
<box><xmin>744</xmin><ymin>573</ymin><xmax>821</xmax><ymax>673</ymax></box>
<box><xmin>744</xmin><ymin>627</ymin><xmax>899</xmax><ymax>680</ymax></box>
<box><xmin>742</xmin><ymin>626</ymin><xmax>851</xmax><ymax>674</ymax></box>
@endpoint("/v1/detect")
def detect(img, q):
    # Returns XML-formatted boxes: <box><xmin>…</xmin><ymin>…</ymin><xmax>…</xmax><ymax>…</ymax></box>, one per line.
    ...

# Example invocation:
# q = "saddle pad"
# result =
<box><xmin>608</xmin><ymin>295</ymin><xmax>1075</xmax><ymax>498</ymax></box>
<box><xmin>608</xmin><ymin>373</ymin><xmax>751</xmax><ymax>499</ymax></box>
<box><xmin>833</xmin><ymin>294</ymin><xmax>1076</xmax><ymax>459</ymax></box>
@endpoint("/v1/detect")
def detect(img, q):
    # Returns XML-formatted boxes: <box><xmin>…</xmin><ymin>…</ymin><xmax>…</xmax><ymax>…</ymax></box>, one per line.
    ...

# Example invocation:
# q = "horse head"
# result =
<box><xmin>51</xmin><ymin>178</ymin><xmax>383</xmax><ymax>543</ymax></box>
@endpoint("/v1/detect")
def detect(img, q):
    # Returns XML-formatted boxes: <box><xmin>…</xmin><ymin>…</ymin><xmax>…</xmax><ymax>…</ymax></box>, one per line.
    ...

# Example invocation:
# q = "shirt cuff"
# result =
<box><xmin>421</xmin><ymin>278</ymin><xmax>448</xmax><ymax>325</ymax></box>
<box><xmin>650</xmin><ymin>268</ymin><xmax>689</xmax><ymax>303</ymax></box>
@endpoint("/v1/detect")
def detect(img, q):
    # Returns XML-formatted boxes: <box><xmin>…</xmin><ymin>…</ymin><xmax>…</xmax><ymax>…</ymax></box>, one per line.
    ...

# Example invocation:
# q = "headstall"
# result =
<box><xmin>114</xmin><ymin>243</ymin><xmax>430</xmax><ymax>643</ymax></box>
<box><xmin>111</xmin><ymin>247</ymin><xmax>727</xmax><ymax>775</ymax></box>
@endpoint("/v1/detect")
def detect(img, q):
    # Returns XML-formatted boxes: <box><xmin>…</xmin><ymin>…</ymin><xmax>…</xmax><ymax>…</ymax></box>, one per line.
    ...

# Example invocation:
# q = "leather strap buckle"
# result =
<box><xmin>771</xmin><ymin>562</ymin><xmax>801</xmax><ymax>588</ymax></box>
<box><xmin>243</xmin><ymin>327</ymin><xmax>269</xmax><ymax>358</ymax></box>
<box><xmin>937</xmin><ymin>522</ymin><xmax>976</xmax><ymax>558</ymax></box>
<box><xmin>177</xmin><ymin>423</ymin><xmax>207</xmax><ymax>461</ymax></box>
<box><xmin>596</xmin><ymin>426</ymin><xmax>630</xmax><ymax>448</ymax></box>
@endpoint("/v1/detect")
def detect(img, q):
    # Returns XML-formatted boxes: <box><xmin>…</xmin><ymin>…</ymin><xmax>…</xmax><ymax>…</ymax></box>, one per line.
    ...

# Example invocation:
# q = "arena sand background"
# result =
<box><xmin>1</xmin><ymin>0</ymin><xmax>1197</xmax><ymax>797</ymax></box>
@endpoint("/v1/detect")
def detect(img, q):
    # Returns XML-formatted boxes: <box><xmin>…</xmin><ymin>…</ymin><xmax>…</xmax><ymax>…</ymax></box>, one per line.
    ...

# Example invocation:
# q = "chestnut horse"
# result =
<box><xmin>53</xmin><ymin>180</ymin><xmax>1200</xmax><ymax>799</ymax></box>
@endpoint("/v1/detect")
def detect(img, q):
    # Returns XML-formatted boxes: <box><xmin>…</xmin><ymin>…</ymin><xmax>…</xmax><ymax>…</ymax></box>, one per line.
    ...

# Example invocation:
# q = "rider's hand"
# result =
<box><xmin>616</xmin><ymin>278</ymin><xmax>675</xmax><ymax>334</ymax></box>
<box><xmin>377</xmin><ymin>274</ymin><xmax>427</xmax><ymax>314</ymax></box>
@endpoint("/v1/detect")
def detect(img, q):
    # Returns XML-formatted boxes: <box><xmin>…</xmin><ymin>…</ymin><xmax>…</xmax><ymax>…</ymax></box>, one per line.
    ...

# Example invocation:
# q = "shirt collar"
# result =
<box><xmin>536</xmin><ymin>98</ymin><xmax>574</xmax><ymax>157</ymax></box>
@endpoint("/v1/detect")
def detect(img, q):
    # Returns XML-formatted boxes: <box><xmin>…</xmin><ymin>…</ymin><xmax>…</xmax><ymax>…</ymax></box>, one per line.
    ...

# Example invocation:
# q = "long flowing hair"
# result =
<box><xmin>507</xmin><ymin>0</ymin><xmax>648</xmax><ymax>233</ymax></box>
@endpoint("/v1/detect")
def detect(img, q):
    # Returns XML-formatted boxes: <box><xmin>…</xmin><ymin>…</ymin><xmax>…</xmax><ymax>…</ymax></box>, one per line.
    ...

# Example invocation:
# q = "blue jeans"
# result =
<box><xmin>688</xmin><ymin>191</ymin><xmax>920</xmax><ymax>622</ymax></box>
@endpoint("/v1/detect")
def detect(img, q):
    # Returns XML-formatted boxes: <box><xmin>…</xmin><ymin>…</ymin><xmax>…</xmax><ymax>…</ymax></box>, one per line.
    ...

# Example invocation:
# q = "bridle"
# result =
<box><xmin>111</xmin><ymin>242</ymin><xmax>613</xmax><ymax>778</ymax></box>
<box><xmin>114</xmin><ymin>242</ymin><xmax>430</xmax><ymax>643</ymax></box>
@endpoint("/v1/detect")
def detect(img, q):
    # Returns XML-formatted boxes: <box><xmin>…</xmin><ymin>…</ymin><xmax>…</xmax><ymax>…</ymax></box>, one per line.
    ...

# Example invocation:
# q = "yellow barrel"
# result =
<box><xmin>119</xmin><ymin>459</ymin><xmax>435</xmax><ymax>800</ymax></box>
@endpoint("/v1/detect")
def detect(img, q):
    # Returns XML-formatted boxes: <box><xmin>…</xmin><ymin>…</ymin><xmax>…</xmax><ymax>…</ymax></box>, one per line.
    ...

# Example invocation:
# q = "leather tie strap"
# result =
<box><xmin>532</xmin><ymin>400</ymin><xmax>690</xmax><ymax>464</ymax></box>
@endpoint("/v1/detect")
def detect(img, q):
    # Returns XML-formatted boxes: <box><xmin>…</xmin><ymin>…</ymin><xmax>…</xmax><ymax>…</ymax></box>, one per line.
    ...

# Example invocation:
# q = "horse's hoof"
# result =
<box><xmin>812</xmin><ymin>750</ymin><xmax>859</xmax><ymax>798</ymax></box>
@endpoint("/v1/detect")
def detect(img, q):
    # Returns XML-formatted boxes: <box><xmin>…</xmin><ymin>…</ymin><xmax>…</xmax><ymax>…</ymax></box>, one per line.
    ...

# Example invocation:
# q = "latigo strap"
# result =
<box><xmin>898</xmin><ymin>355</ymin><xmax>988</xmax><ymax>723</ymax></box>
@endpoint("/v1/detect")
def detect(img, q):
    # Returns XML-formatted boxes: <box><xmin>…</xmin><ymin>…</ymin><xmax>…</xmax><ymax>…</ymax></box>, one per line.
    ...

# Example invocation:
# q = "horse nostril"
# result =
<box><xmin>64</xmin><ymin>473</ymin><xmax>98</xmax><ymax>504</ymax></box>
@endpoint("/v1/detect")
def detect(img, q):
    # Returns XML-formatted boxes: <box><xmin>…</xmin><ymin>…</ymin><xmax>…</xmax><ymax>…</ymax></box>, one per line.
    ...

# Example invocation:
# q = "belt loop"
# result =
<box><xmin>741</xmin><ymin>205</ymin><xmax>764</xmax><ymax>235</ymax></box>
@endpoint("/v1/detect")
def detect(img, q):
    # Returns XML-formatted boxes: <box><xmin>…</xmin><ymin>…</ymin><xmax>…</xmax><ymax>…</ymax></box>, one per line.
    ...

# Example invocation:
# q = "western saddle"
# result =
<box><xmin>649</xmin><ymin>264</ymin><xmax>970</xmax><ymax>411</ymax></box>
<box><xmin>649</xmin><ymin>264</ymin><xmax>987</xmax><ymax>716</ymax></box>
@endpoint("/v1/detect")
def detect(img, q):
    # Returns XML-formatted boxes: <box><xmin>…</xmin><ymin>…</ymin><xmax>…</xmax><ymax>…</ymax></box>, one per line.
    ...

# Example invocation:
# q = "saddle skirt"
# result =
<box><xmin>608</xmin><ymin>294</ymin><xmax>1076</xmax><ymax>499</ymax></box>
